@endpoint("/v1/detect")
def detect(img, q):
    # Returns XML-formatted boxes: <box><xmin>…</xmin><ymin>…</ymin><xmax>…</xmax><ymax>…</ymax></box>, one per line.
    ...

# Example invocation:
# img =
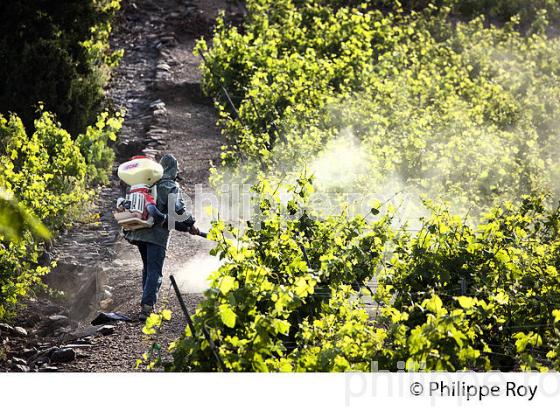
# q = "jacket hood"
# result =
<box><xmin>160</xmin><ymin>154</ymin><xmax>178</xmax><ymax>180</ymax></box>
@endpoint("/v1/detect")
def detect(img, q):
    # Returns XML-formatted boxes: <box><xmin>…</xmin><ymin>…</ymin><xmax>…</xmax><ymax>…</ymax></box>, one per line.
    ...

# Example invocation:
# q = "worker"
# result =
<box><xmin>124</xmin><ymin>153</ymin><xmax>200</xmax><ymax>321</ymax></box>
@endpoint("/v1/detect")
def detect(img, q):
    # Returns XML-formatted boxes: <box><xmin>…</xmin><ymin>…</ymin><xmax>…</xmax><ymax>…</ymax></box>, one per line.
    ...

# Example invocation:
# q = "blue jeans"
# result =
<box><xmin>136</xmin><ymin>241</ymin><xmax>166</xmax><ymax>307</ymax></box>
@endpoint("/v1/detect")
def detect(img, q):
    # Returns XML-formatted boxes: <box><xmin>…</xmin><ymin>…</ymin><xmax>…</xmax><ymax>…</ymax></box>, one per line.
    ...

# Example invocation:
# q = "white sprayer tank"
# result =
<box><xmin>117</xmin><ymin>156</ymin><xmax>163</xmax><ymax>186</ymax></box>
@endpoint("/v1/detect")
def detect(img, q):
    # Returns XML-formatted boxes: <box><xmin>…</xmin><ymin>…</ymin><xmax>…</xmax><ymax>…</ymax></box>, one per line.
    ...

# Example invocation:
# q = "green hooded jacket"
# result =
<box><xmin>123</xmin><ymin>154</ymin><xmax>193</xmax><ymax>249</ymax></box>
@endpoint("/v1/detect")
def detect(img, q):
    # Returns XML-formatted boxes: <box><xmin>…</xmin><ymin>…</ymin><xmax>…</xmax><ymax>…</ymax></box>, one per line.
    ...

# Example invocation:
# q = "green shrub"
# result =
<box><xmin>0</xmin><ymin>189</ymin><xmax>50</xmax><ymax>243</ymax></box>
<box><xmin>167</xmin><ymin>175</ymin><xmax>393</xmax><ymax>371</ymax></box>
<box><xmin>372</xmin><ymin>1</ymin><xmax>560</xmax><ymax>28</ymax></box>
<box><xmin>375</xmin><ymin>195</ymin><xmax>560</xmax><ymax>371</ymax></box>
<box><xmin>1</xmin><ymin>112</ymin><xmax>89</xmax><ymax>228</ymax></box>
<box><xmin>167</xmin><ymin>177</ymin><xmax>560</xmax><ymax>371</ymax></box>
<box><xmin>0</xmin><ymin>110</ymin><xmax>122</xmax><ymax>320</ymax></box>
<box><xmin>198</xmin><ymin>0</ymin><xmax>560</xmax><ymax>216</ymax></box>
<box><xmin>77</xmin><ymin>111</ymin><xmax>124</xmax><ymax>185</ymax></box>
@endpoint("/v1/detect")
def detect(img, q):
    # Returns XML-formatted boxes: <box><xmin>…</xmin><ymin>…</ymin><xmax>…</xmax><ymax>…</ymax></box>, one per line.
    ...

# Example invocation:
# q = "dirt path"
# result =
<box><xmin>63</xmin><ymin>0</ymin><xmax>226</xmax><ymax>372</ymax></box>
<box><xmin>1</xmin><ymin>0</ymin><xmax>237</xmax><ymax>372</ymax></box>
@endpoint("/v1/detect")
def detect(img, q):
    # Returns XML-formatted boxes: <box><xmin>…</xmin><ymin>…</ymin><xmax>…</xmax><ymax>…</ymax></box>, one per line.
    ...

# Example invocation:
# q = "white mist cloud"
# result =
<box><xmin>173</xmin><ymin>254</ymin><xmax>223</xmax><ymax>293</ymax></box>
<box><xmin>309</xmin><ymin>128</ymin><xmax>370</xmax><ymax>191</ymax></box>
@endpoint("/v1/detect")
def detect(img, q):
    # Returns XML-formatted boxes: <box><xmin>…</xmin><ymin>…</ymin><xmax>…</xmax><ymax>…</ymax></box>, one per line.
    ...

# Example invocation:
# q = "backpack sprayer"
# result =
<box><xmin>113</xmin><ymin>155</ymin><xmax>208</xmax><ymax>237</ymax></box>
<box><xmin>113</xmin><ymin>156</ymin><xmax>163</xmax><ymax>230</ymax></box>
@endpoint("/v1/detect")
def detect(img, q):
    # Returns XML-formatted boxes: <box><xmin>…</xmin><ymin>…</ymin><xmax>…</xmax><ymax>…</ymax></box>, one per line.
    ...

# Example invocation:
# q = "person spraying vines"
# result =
<box><xmin>114</xmin><ymin>153</ymin><xmax>204</xmax><ymax>321</ymax></box>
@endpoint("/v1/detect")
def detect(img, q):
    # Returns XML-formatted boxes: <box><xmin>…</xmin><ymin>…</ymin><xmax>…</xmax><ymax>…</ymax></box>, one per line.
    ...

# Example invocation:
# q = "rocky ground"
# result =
<box><xmin>0</xmin><ymin>0</ymin><xmax>242</xmax><ymax>372</ymax></box>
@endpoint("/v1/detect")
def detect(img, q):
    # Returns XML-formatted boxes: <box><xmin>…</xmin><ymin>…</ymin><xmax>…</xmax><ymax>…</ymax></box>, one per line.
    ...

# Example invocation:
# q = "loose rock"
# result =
<box><xmin>0</xmin><ymin>323</ymin><xmax>14</xmax><ymax>334</ymax></box>
<box><xmin>38</xmin><ymin>366</ymin><xmax>59</xmax><ymax>372</ymax></box>
<box><xmin>13</xmin><ymin>327</ymin><xmax>27</xmax><ymax>337</ymax></box>
<box><xmin>12</xmin><ymin>357</ymin><xmax>27</xmax><ymax>366</ymax></box>
<box><xmin>48</xmin><ymin>314</ymin><xmax>70</xmax><ymax>323</ymax></box>
<box><xmin>12</xmin><ymin>364</ymin><xmax>30</xmax><ymax>372</ymax></box>
<box><xmin>20</xmin><ymin>347</ymin><xmax>38</xmax><ymax>358</ymax></box>
<box><xmin>97</xmin><ymin>325</ymin><xmax>116</xmax><ymax>336</ymax></box>
<box><xmin>29</xmin><ymin>346</ymin><xmax>58</xmax><ymax>366</ymax></box>
<box><xmin>50</xmin><ymin>348</ymin><xmax>76</xmax><ymax>364</ymax></box>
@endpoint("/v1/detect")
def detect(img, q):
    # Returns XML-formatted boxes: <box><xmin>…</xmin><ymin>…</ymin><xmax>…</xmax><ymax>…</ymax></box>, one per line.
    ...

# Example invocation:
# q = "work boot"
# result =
<box><xmin>138</xmin><ymin>304</ymin><xmax>154</xmax><ymax>322</ymax></box>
